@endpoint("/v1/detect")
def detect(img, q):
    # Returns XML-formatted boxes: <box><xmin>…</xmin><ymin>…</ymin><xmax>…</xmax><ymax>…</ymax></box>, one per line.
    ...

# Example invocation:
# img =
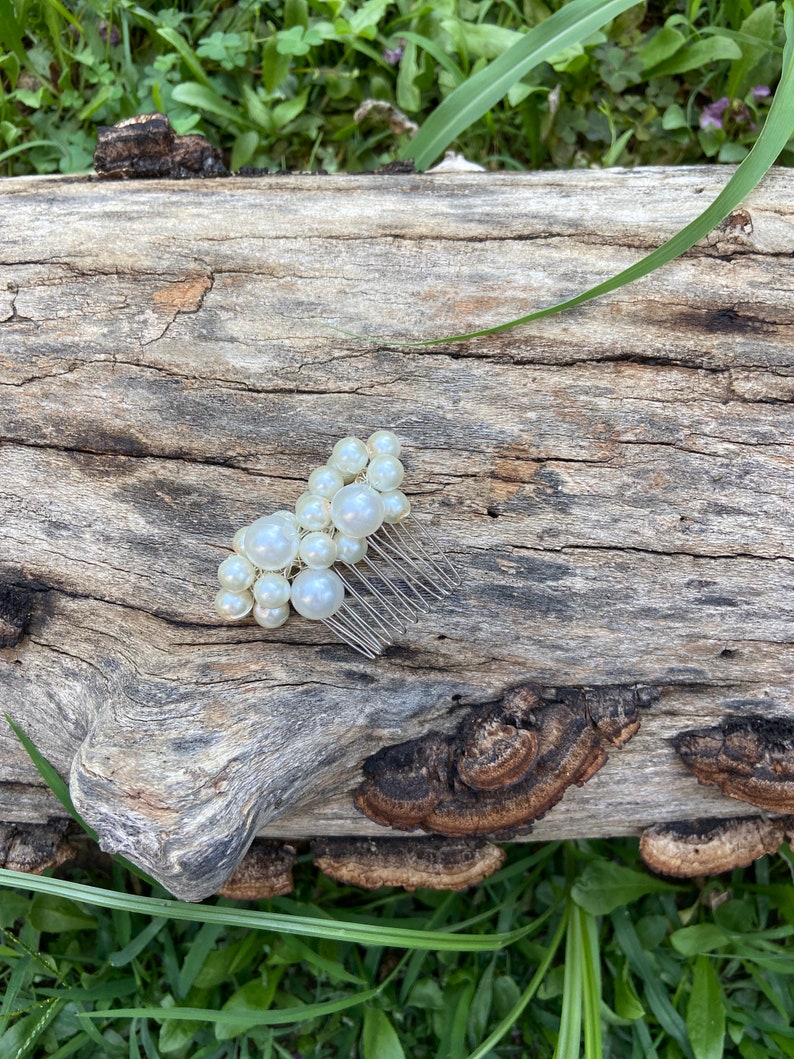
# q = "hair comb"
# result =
<box><xmin>214</xmin><ymin>431</ymin><xmax>459</xmax><ymax>657</ymax></box>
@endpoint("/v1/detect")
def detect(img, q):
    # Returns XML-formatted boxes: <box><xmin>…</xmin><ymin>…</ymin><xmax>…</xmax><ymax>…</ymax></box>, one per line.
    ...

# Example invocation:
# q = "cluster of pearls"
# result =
<box><xmin>214</xmin><ymin>430</ymin><xmax>410</xmax><ymax>628</ymax></box>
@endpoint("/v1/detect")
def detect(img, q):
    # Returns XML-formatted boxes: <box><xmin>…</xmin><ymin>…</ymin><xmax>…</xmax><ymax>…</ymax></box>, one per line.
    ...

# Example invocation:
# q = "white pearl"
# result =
<box><xmin>299</xmin><ymin>531</ymin><xmax>337</xmax><ymax>569</ymax></box>
<box><xmin>308</xmin><ymin>465</ymin><xmax>344</xmax><ymax>499</ymax></box>
<box><xmin>243</xmin><ymin>515</ymin><xmax>299</xmax><ymax>571</ymax></box>
<box><xmin>290</xmin><ymin>568</ymin><xmax>345</xmax><ymax>620</ymax></box>
<box><xmin>329</xmin><ymin>436</ymin><xmax>369</xmax><ymax>476</ymax></box>
<box><xmin>273</xmin><ymin>509</ymin><xmax>300</xmax><ymax>529</ymax></box>
<box><xmin>218</xmin><ymin>553</ymin><xmax>256</xmax><ymax>591</ymax></box>
<box><xmin>367</xmin><ymin>429</ymin><xmax>401</xmax><ymax>458</ymax></box>
<box><xmin>331</xmin><ymin>483</ymin><xmax>385</xmax><ymax>539</ymax></box>
<box><xmin>335</xmin><ymin>534</ymin><xmax>368</xmax><ymax>565</ymax></box>
<box><xmin>381</xmin><ymin>489</ymin><xmax>411</xmax><ymax>524</ymax></box>
<box><xmin>253</xmin><ymin>603</ymin><xmax>290</xmax><ymax>629</ymax></box>
<box><xmin>232</xmin><ymin>526</ymin><xmax>250</xmax><ymax>555</ymax></box>
<box><xmin>367</xmin><ymin>454</ymin><xmax>404</xmax><ymax>492</ymax></box>
<box><xmin>214</xmin><ymin>588</ymin><xmax>254</xmax><ymax>620</ymax></box>
<box><xmin>253</xmin><ymin>572</ymin><xmax>291</xmax><ymax>608</ymax></box>
<box><xmin>295</xmin><ymin>491</ymin><xmax>331</xmax><ymax>531</ymax></box>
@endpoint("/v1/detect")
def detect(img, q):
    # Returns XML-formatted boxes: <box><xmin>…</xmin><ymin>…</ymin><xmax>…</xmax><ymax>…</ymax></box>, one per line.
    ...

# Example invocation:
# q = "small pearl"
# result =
<box><xmin>214</xmin><ymin>588</ymin><xmax>254</xmax><ymax>620</ymax></box>
<box><xmin>331</xmin><ymin>483</ymin><xmax>385</xmax><ymax>539</ymax></box>
<box><xmin>299</xmin><ymin>531</ymin><xmax>337</xmax><ymax>569</ymax></box>
<box><xmin>329</xmin><ymin>436</ymin><xmax>369</xmax><ymax>476</ymax></box>
<box><xmin>308</xmin><ymin>465</ymin><xmax>345</xmax><ymax>499</ymax></box>
<box><xmin>367</xmin><ymin>454</ymin><xmax>404</xmax><ymax>492</ymax></box>
<box><xmin>291</xmin><ymin>568</ymin><xmax>345</xmax><ymax>620</ymax></box>
<box><xmin>243</xmin><ymin>515</ymin><xmax>299</xmax><ymax>571</ymax></box>
<box><xmin>253</xmin><ymin>603</ymin><xmax>290</xmax><ymax>629</ymax></box>
<box><xmin>335</xmin><ymin>534</ymin><xmax>368</xmax><ymax>565</ymax></box>
<box><xmin>253</xmin><ymin>572</ymin><xmax>291</xmax><ymax>608</ymax></box>
<box><xmin>273</xmin><ymin>509</ymin><xmax>300</xmax><ymax>529</ymax></box>
<box><xmin>367</xmin><ymin>429</ymin><xmax>401</xmax><ymax>458</ymax></box>
<box><xmin>381</xmin><ymin>489</ymin><xmax>411</xmax><ymax>524</ymax></box>
<box><xmin>232</xmin><ymin>526</ymin><xmax>250</xmax><ymax>555</ymax></box>
<box><xmin>295</xmin><ymin>491</ymin><xmax>331</xmax><ymax>531</ymax></box>
<box><xmin>218</xmin><ymin>553</ymin><xmax>256</xmax><ymax>592</ymax></box>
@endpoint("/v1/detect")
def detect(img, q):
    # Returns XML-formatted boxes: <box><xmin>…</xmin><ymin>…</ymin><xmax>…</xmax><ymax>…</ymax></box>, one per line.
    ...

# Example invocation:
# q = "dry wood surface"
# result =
<box><xmin>0</xmin><ymin>166</ymin><xmax>792</xmax><ymax>899</ymax></box>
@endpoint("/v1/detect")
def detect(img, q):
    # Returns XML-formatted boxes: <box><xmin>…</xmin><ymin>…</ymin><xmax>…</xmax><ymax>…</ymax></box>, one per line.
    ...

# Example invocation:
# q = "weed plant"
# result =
<box><xmin>0</xmin><ymin>0</ymin><xmax>790</xmax><ymax>175</ymax></box>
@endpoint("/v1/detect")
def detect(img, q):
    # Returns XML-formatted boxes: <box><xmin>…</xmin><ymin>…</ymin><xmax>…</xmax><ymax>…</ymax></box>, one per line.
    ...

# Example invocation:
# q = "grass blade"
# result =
<box><xmin>395</xmin><ymin>0</ymin><xmax>794</xmax><ymax>345</ymax></box>
<box><xmin>404</xmin><ymin>0</ymin><xmax>642</xmax><ymax>170</ymax></box>
<box><xmin>0</xmin><ymin>869</ymin><xmax>538</xmax><ymax>953</ymax></box>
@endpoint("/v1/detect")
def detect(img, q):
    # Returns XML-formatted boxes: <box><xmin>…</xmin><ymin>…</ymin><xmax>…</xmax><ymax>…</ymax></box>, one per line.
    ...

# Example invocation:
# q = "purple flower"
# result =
<box><xmin>699</xmin><ymin>96</ymin><xmax>729</xmax><ymax>130</ymax></box>
<box><xmin>382</xmin><ymin>44</ymin><xmax>404</xmax><ymax>66</ymax></box>
<box><xmin>98</xmin><ymin>19</ymin><xmax>120</xmax><ymax>46</ymax></box>
<box><xmin>750</xmin><ymin>85</ymin><xmax>771</xmax><ymax>100</ymax></box>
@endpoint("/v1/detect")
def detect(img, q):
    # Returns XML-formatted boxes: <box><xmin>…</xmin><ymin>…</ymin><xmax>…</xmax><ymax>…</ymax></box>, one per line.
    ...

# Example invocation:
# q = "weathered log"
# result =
<box><xmin>0</xmin><ymin>168</ymin><xmax>792</xmax><ymax>900</ymax></box>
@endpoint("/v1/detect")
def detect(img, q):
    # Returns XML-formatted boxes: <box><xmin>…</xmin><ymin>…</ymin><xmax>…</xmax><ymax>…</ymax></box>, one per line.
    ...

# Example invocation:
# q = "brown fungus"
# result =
<box><xmin>94</xmin><ymin>113</ymin><xmax>227</xmax><ymax>179</ymax></box>
<box><xmin>355</xmin><ymin>682</ymin><xmax>645</xmax><ymax>837</ymax></box>
<box><xmin>215</xmin><ymin>839</ymin><xmax>297</xmax><ymax>900</ymax></box>
<box><xmin>0</xmin><ymin>820</ymin><xmax>74</xmax><ymax>875</ymax></box>
<box><xmin>312</xmin><ymin>836</ymin><xmax>505</xmax><ymax>892</ymax></box>
<box><xmin>673</xmin><ymin>716</ymin><xmax>794</xmax><ymax>813</ymax></box>
<box><xmin>640</xmin><ymin>815</ymin><xmax>789</xmax><ymax>878</ymax></box>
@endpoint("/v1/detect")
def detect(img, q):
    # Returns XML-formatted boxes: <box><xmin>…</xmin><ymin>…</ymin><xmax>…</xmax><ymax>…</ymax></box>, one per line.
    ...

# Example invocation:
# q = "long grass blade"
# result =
<box><xmin>395</xmin><ymin>0</ymin><xmax>794</xmax><ymax>345</ymax></box>
<box><xmin>0</xmin><ymin>869</ymin><xmax>538</xmax><ymax>953</ymax></box>
<box><xmin>404</xmin><ymin>0</ymin><xmax>643</xmax><ymax>170</ymax></box>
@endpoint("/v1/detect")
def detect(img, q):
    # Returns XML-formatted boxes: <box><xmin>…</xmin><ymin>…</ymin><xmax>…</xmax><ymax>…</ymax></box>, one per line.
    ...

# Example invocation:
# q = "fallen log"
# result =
<box><xmin>0</xmin><ymin>167</ymin><xmax>792</xmax><ymax>899</ymax></box>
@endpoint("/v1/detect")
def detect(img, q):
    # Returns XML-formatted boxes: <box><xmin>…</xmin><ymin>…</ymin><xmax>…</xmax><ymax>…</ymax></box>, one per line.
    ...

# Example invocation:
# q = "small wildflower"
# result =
<box><xmin>699</xmin><ymin>96</ymin><xmax>729</xmax><ymax>130</ymax></box>
<box><xmin>750</xmin><ymin>85</ymin><xmax>771</xmax><ymax>100</ymax></box>
<box><xmin>98</xmin><ymin>20</ymin><xmax>120</xmax><ymax>46</ymax></box>
<box><xmin>382</xmin><ymin>43</ymin><xmax>404</xmax><ymax>65</ymax></box>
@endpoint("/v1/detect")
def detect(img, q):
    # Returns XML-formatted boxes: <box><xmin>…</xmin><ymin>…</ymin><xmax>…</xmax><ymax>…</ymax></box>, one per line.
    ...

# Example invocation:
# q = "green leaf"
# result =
<box><xmin>662</xmin><ymin>102</ymin><xmax>689</xmax><ymax>130</ymax></box>
<box><xmin>671</xmin><ymin>925</ymin><xmax>732</xmax><ymax>957</ymax></box>
<box><xmin>726</xmin><ymin>2</ymin><xmax>778</xmax><ymax>97</ymax></box>
<box><xmin>29</xmin><ymin>894</ymin><xmax>97</xmax><ymax>933</ymax></box>
<box><xmin>0</xmin><ymin>0</ymin><xmax>27</xmax><ymax>66</ymax></box>
<box><xmin>172</xmin><ymin>82</ymin><xmax>249</xmax><ymax>127</ymax></box>
<box><xmin>687</xmin><ymin>956</ymin><xmax>726</xmax><ymax>1059</ymax></box>
<box><xmin>272</xmin><ymin>90</ymin><xmax>309</xmax><ymax>129</ymax></box>
<box><xmin>262</xmin><ymin>36</ymin><xmax>291</xmax><ymax>93</ymax></box>
<box><xmin>395</xmin><ymin>39</ymin><xmax>421</xmax><ymax>113</ymax></box>
<box><xmin>572</xmin><ymin>861</ymin><xmax>679</xmax><ymax>915</ymax></box>
<box><xmin>467</xmin><ymin>958</ymin><xmax>495</xmax><ymax>1048</ymax></box>
<box><xmin>361</xmin><ymin>1008</ymin><xmax>405</xmax><ymax>1059</ymax></box>
<box><xmin>646</xmin><ymin>35</ymin><xmax>743</xmax><ymax>78</ymax></box>
<box><xmin>156</xmin><ymin>27</ymin><xmax>213</xmax><ymax>89</ymax></box>
<box><xmin>231</xmin><ymin>130</ymin><xmax>260</xmax><ymax>171</ymax></box>
<box><xmin>614</xmin><ymin>959</ymin><xmax>645</xmax><ymax>1021</ymax></box>
<box><xmin>404</xmin><ymin>0</ymin><xmax>642</xmax><ymax>169</ymax></box>
<box><xmin>639</xmin><ymin>24</ymin><xmax>686</xmax><ymax>70</ymax></box>
<box><xmin>441</xmin><ymin>20</ymin><xmax>524</xmax><ymax>61</ymax></box>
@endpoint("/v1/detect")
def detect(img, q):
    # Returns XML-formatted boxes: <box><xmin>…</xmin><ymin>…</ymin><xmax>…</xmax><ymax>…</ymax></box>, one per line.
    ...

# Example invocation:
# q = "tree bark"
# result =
<box><xmin>0</xmin><ymin>167</ymin><xmax>791</xmax><ymax>899</ymax></box>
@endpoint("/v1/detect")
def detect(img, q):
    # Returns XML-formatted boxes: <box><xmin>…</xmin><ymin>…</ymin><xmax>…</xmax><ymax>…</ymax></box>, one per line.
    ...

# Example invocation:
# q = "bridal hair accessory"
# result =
<box><xmin>214</xmin><ymin>431</ymin><xmax>460</xmax><ymax>657</ymax></box>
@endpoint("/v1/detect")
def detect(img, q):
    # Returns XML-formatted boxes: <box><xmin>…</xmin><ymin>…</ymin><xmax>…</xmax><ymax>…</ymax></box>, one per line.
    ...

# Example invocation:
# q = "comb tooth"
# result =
<box><xmin>336</xmin><ymin>569</ymin><xmax>408</xmax><ymax>637</ymax></box>
<box><xmin>367</xmin><ymin>535</ymin><xmax>448</xmax><ymax>603</ymax></box>
<box><xmin>388</xmin><ymin>518</ymin><xmax>461</xmax><ymax>588</ymax></box>
<box><xmin>322</xmin><ymin>614</ymin><xmax>380</xmax><ymax>658</ymax></box>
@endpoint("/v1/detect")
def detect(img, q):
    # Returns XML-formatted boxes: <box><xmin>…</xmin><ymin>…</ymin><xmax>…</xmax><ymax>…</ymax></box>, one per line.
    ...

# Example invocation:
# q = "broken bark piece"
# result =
<box><xmin>312</xmin><ymin>836</ymin><xmax>505</xmax><ymax>891</ymax></box>
<box><xmin>94</xmin><ymin>113</ymin><xmax>227</xmax><ymax>179</ymax></box>
<box><xmin>356</xmin><ymin>683</ymin><xmax>643</xmax><ymax>837</ymax></box>
<box><xmin>673</xmin><ymin>716</ymin><xmax>794</xmax><ymax>813</ymax></box>
<box><xmin>640</xmin><ymin>815</ymin><xmax>788</xmax><ymax>877</ymax></box>
<box><xmin>215</xmin><ymin>839</ymin><xmax>297</xmax><ymax>900</ymax></box>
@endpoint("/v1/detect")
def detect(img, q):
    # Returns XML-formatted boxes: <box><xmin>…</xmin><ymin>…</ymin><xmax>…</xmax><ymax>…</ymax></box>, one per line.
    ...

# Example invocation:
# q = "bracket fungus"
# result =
<box><xmin>215</xmin><ymin>839</ymin><xmax>297</xmax><ymax>900</ymax></box>
<box><xmin>312</xmin><ymin>836</ymin><xmax>505</xmax><ymax>891</ymax></box>
<box><xmin>355</xmin><ymin>683</ymin><xmax>653</xmax><ymax>837</ymax></box>
<box><xmin>640</xmin><ymin>815</ymin><xmax>791</xmax><ymax>878</ymax></box>
<box><xmin>673</xmin><ymin>716</ymin><xmax>794</xmax><ymax>813</ymax></box>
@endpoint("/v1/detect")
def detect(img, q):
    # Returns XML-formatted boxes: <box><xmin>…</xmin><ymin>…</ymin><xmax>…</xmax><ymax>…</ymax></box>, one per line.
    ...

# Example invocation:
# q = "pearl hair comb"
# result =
<box><xmin>214</xmin><ymin>431</ymin><xmax>459</xmax><ymax>657</ymax></box>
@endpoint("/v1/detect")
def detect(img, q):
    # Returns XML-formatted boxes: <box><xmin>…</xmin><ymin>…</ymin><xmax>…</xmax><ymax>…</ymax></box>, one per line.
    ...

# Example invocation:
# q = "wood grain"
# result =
<box><xmin>0</xmin><ymin>168</ymin><xmax>791</xmax><ymax>899</ymax></box>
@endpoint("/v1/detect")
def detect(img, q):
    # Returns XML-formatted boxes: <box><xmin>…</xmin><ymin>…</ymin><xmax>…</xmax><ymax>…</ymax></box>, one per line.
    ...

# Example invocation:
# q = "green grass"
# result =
<box><xmin>1</xmin><ymin>0</ymin><xmax>791</xmax><ymax>175</ymax></box>
<box><xmin>2</xmin><ymin>842</ymin><xmax>794</xmax><ymax>1057</ymax></box>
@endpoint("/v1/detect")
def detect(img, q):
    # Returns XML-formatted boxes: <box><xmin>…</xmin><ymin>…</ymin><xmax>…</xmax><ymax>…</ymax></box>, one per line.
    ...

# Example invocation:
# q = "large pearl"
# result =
<box><xmin>335</xmin><ymin>534</ymin><xmax>368</xmax><ymax>565</ymax></box>
<box><xmin>214</xmin><ymin>588</ymin><xmax>254</xmax><ymax>620</ymax></box>
<box><xmin>253</xmin><ymin>572</ymin><xmax>291</xmax><ymax>608</ymax></box>
<box><xmin>331</xmin><ymin>483</ymin><xmax>385</xmax><ymax>539</ymax></box>
<box><xmin>299</xmin><ymin>531</ymin><xmax>337</xmax><ymax>569</ymax></box>
<box><xmin>367</xmin><ymin>454</ymin><xmax>404</xmax><ymax>492</ymax></box>
<box><xmin>218</xmin><ymin>553</ymin><xmax>256</xmax><ymax>591</ymax></box>
<box><xmin>367</xmin><ymin>429</ymin><xmax>401</xmax><ymax>458</ymax></box>
<box><xmin>381</xmin><ymin>489</ymin><xmax>411</xmax><ymax>524</ymax></box>
<box><xmin>308</xmin><ymin>465</ymin><xmax>344</xmax><ymax>499</ymax></box>
<box><xmin>273</xmin><ymin>509</ymin><xmax>300</xmax><ymax>529</ymax></box>
<box><xmin>329</xmin><ymin>436</ymin><xmax>369</xmax><ymax>476</ymax></box>
<box><xmin>243</xmin><ymin>515</ymin><xmax>299</xmax><ymax>571</ymax></box>
<box><xmin>232</xmin><ymin>526</ymin><xmax>250</xmax><ymax>555</ymax></box>
<box><xmin>295</xmin><ymin>492</ymin><xmax>331</xmax><ymax>531</ymax></box>
<box><xmin>290</xmin><ymin>568</ymin><xmax>345</xmax><ymax>620</ymax></box>
<box><xmin>253</xmin><ymin>603</ymin><xmax>290</xmax><ymax>629</ymax></box>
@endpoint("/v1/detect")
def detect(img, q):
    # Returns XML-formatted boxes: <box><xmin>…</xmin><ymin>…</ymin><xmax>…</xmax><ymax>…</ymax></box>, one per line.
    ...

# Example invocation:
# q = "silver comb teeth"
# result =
<box><xmin>215</xmin><ymin>431</ymin><xmax>459</xmax><ymax>657</ymax></box>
